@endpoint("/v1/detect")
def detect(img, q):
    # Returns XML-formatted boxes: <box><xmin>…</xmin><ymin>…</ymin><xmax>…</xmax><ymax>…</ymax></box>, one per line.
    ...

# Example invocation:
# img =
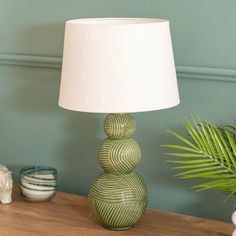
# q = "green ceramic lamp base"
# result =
<box><xmin>89</xmin><ymin>113</ymin><xmax>148</xmax><ymax>231</ymax></box>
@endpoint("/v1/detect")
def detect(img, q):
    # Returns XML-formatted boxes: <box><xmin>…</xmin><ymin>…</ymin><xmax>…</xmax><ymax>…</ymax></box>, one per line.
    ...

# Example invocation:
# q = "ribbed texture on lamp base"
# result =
<box><xmin>88</xmin><ymin>114</ymin><xmax>148</xmax><ymax>230</ymax></box>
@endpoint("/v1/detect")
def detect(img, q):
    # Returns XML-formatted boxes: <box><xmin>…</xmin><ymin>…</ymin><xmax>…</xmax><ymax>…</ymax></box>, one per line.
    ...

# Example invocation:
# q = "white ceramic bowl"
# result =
<box><xmin>20</xmin><ymin>166</ymin><xmax>57</xmax><ymax>202</ymax></box>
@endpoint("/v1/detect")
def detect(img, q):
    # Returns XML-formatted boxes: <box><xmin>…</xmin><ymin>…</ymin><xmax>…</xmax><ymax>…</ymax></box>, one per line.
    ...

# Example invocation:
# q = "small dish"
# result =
<box><xmin>20</xmin><ymin>166</ymin><xmax>57</xmax><ymax>202</ymax></box>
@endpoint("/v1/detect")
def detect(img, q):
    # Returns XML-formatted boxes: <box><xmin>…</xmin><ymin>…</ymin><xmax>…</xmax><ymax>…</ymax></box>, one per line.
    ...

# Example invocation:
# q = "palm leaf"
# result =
<box><xmin>163</xmin><ymin>116</ymin><xmax>236</xmax><ymax>196</ymax></box>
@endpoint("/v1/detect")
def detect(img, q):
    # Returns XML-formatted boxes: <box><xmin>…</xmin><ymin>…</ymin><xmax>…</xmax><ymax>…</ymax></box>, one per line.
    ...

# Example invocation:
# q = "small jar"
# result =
<box><xmin>20</xmin><ymin>166</ymin><xmax>57</xmax><ymax>202</ymax></box>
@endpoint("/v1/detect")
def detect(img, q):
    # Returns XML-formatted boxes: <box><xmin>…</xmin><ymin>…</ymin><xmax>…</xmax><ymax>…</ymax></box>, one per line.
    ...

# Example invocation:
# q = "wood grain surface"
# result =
<box><xmin>0</xmin><ymin>185</ymin><xmax>233</xmax><ymax>236</ymax></box>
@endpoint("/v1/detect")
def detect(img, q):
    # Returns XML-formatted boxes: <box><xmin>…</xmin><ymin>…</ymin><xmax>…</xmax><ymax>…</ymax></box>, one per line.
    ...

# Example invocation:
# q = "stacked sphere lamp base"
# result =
<box><xmin>89</xmin><ymin>113</ymin><xmax>148</xmax><ymax>230</ymax></box>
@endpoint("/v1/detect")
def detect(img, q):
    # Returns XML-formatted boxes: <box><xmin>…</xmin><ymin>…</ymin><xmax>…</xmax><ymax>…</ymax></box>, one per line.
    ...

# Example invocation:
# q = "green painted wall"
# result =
<box><xmin>1</xmin><ymin>0</ymin><xmax>236</xmax><ymax>222</ymax></box>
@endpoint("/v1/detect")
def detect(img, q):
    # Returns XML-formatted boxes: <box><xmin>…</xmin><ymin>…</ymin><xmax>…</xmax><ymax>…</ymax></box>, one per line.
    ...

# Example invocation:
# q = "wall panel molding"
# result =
<box><xmin>0</xmin><ymin>53</ymin><xmax>62</xmax><ymax>69</ymax></box>
<box><xmin>1</xmin><ymin>53</ymin><xmax>236</xmax><ymax>82</ymax></box>
<box><xmin>177</xmin><ymin>66</ymin><xmax>236</xmax><ymax>83</ymax></box>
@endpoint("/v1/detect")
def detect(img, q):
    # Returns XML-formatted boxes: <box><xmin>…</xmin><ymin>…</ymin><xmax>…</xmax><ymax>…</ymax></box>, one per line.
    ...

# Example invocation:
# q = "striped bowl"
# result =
<box><xmin>19</xmin><ymin>166</ymin><xmax>57</xmax><ymax>202</ymax></box>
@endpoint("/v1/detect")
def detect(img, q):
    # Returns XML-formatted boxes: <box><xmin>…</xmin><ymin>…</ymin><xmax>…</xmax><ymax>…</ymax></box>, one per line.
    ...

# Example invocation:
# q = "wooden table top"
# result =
<box><xmin>0</xmin><ymin>185</ymin><xmax>233</xmax><ymax>236</ymax></box>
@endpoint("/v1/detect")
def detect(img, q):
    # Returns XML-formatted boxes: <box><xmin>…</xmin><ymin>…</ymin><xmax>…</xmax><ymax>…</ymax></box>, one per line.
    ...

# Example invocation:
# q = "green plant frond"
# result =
<box><xmin>191</xmin><ymin>117</ymin><xmax>209</xmax><ymax>154</ymax></box>
<box><xmin>207</xmin><ymin>123</ymin><xmax>224</xmax><ymax>163</ymax></box>
<box><xmin>182</xmin><ymin>118</ymin><xmax>203</xmax><ymax>150</ymax></box>
<box><xmin>193</xmin><ymin>179</ymin><xmax>234</xmax><ymax>188</ymax></box>
<box><xmin>166</xmin><ymin>130</ymin><xmax>197</xmax><ymax>149</ymax></box>
<box><xmin>178</xmin><ymin>171</ymin><xmax>232</xmax><ymax>179</ymax></box>
<box><xmin>201</xmin><ymin>120</ymin><xmax>217</xmax><ymax>158</ymax></box>
<box><xmin>163</xmin><ymin>115</ymin><xmax>236</xmax><ymax>197</ymax></box>
<box><xmin>172</xmin><ymin>162</ymin><xmax>218</xmax><ymax>169</ymax></box>
<box><xmin>195</xmin><ymin>179</ymin><xmax>236</xmax><ymax>192</ymax></box>
<box><xmin>161</xmin><ymin>145</ymin><xmax>199</xmax><ymax>153</ymax></box>
<box><xmin>214</xmin><ymin>127</ymin><xmax>234</xmax><ymax>169</ymax></box>
<box><xmin>197</xmin><ymin>119</ymin><xmax>214</xmax><ymax>157</ymax></box>
<box><xmin>225</xmin><ymin>125</ymin><xmax>236</xmax><ymax>133</ymax></box>
<box><xmin>165</xmin><ymin>153</ymin><xmax>208</xmax><ymax>158</ymax></box>
<box><xmin>196</xmin><ymin>182</ymin><xmax>236</xmax><ymax>194</ymax></box>
<box><xmin>205</xmin><ymin>121</ymin><xmax>218</xmax><ymax>158</ymax></box>
<box><xmin>175</xmin><ymin>166</ymin><xmax>223</xmax><ymax>177</ymax></box>
<box><xmin>225</xmin><ymin>129</ymin><xmax>236</xmax><ymax>167</ymax></box>
<box><xmin>167</xmin><ymin>159</ymin><xmax>213</xmax><ymax>164</ymax></box>
<box><xmin>188</xmin><ymin>117</ymin><xmax>209</xmax><ymax>152</ymax></box>
<box><xmin>197</xmin><ymin>186</ymin><xmax>236</xmax><ymax>193</ymax></box>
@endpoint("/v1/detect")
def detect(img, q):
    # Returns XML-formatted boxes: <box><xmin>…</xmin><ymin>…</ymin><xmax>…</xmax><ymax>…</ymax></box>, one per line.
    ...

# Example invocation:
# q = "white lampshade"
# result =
<box><xmin>59</xmin><ymin>18</ymin><xmax>180</xmax><ymax>113</ymax></box>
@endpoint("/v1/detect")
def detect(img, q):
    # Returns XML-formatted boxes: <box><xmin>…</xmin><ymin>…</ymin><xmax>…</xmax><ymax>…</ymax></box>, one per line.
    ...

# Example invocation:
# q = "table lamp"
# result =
<box><xmin>59</xmin><ymin>18</ymin><xmax>179</xmax><ymax>231</ymax></box>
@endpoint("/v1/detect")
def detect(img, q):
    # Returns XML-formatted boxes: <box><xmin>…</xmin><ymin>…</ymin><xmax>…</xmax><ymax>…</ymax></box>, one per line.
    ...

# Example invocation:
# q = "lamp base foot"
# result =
<box><xmin>105</xmin><ymin>226</ymin><xmax>133</xmax><ymax>231</ymax></box>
